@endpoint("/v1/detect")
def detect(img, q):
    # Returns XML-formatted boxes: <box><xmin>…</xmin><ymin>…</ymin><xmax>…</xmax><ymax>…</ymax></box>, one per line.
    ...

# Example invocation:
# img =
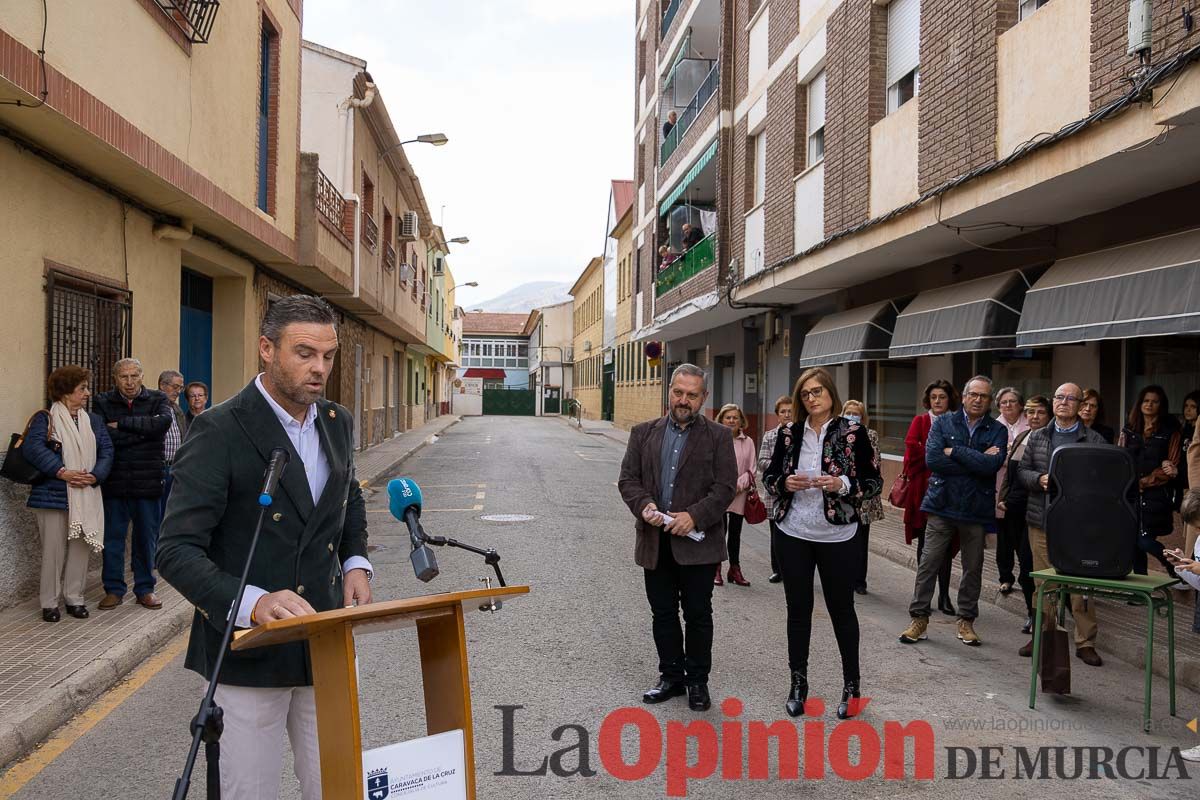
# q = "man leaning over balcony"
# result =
<box><xmin>682</xmin><ymin>223</ymin><xmax>703</xmax><ymax>251</ymax></box>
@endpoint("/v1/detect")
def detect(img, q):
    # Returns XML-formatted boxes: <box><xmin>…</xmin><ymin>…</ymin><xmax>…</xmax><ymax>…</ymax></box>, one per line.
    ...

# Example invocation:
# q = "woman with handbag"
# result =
<box><xmin>763</xmin><ymin>368</ymin><xmax>882</xmax><ymax>720</ymax></box>
<box><xmin>842</xmin><ymin>400</ymin><xmax>884</xmax><ymax>595</ymax></box>
<box><xmin>717</xmin><ymin>403</ymin><xmax>757</xmax><ymax>587</ymax></box>
<box><xmin>21</xmin><ymin>366</ymin><xmax>113</xmax><ymax>622</ymax></box>
<box><xmin>897</xmin><ymin>380</ymin><xmax>959</xmax><ymax>615</ymax></box>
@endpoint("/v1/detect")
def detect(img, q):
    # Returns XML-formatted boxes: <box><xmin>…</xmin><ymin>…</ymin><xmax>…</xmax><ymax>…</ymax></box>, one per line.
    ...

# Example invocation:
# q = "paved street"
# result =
<box><xmin>4</xmin><ymin>416</ymin><xmax>1199</xmax><ymax>798</ymax></box>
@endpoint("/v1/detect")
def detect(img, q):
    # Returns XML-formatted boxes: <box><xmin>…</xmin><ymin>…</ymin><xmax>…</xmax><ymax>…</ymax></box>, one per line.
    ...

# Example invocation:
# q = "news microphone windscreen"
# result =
<box><xmin>387</xmin><ymin>477</ymin><xmax>423</xmax><ymax>519</ymax></box>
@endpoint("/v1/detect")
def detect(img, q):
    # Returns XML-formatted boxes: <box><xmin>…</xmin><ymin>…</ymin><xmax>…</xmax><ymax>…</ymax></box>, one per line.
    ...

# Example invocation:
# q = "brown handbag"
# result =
<box><xmin>887</xmin><ymin>472</ymin><xmax>911</xmax><ymax>508</ymax></box>
<box><xmin>1040</xmin><ymin>628</ymin><xmax>1072</xmax><ymax>695</ymax></box>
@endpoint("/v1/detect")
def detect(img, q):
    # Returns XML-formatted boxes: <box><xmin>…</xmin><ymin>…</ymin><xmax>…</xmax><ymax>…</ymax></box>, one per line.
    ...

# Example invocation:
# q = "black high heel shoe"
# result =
<box><xmin>938</xmin><ymin>593</ymin><xmax>956</xmax><ymax>616</ymax></box>
<box><xmin>42</xmin><ymin>607</ymin><xmax>60</xmax><ymax>622</ymax></box>
<box><xmin>785</xmin><ymin>671</ymin><xmax>808</xmax><ymax>717</ymax></box>
<box><xmin>837</xmin><ymin>680</ymin><xmax>862</xmax><ymax>720</ymax></box>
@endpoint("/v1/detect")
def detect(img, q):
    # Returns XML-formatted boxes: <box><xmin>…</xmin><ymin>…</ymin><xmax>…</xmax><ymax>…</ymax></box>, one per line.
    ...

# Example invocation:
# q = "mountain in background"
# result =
<box><xmin>467</xmin><ymin>281</ymin><xmax>573</xmax><ymax>314</ymax></box>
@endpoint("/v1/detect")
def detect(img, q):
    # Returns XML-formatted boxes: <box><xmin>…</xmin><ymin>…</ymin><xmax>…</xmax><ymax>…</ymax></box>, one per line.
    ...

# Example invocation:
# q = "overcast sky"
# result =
<box><xmin>302</xmin><ymin>1</ymin><xmax>634</xmax><ymax>309</ymax></box>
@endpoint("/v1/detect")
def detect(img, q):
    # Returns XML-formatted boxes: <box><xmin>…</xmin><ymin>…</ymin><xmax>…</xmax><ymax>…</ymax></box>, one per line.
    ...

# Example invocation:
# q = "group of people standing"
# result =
<box><xmin>19</xmin><ymin>360</ymin><xmax>210</xmax><ymax>622</ymax></box>
<box><xmin>619</xmin><ymin>362</ymin><xmax>1200</xmax><ymax>717</ymax></box>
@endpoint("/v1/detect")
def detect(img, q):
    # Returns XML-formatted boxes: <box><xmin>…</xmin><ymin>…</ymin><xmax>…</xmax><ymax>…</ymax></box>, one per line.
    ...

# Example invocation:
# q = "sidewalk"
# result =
<box><xmin>0</xmin><ymin>413</ymin><xmax>460</xmax><ymax>770</ymax></box>
<box><xmin>557</xmin><ymin>415</ymin><xmax>630</xmax><ymax>446</ymax></box>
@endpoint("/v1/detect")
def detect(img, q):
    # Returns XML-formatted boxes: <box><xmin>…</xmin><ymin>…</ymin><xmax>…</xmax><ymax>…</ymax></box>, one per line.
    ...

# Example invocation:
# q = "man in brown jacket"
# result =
<box><xmin>618</xmin><ymin>364</ymin><xmax>737</xmax><ymax>711</ymax></box>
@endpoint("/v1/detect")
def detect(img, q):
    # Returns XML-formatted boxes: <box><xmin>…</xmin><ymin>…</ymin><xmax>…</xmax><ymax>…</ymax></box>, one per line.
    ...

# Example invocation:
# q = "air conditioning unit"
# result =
<box><xmin>433</xmin><ymin>255</ymin><xmax>444</xmax><ymax>276</ymax></box>
<box><xmin>399</xmin><ymin>210</ymin><xmax>419</xmax><ymax>241</ymax></box>
<box><xmin>565</xmin><ymin>347</ymin><xmax>574</xmax><ymax>362</ymax></box>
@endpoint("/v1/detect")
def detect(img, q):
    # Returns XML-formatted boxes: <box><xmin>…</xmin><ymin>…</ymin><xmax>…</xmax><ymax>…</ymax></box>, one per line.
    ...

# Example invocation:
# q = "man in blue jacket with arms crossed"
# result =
<box><xmin>900</xmin><ymin>375</ymin><xmax>1007</xmax><ymax>647</ymax></box>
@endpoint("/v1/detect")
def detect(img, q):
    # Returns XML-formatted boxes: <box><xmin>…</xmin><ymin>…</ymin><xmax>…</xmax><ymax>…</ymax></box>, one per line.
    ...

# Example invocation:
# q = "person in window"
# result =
<box><xmin>1120</xmin><ymin>385</ymin><xmax>1182</xmax><ymax>575</ymax></box>
<box><xmin>22</xmin><ymin>366</ymin><xmax>113</xmax><ymax>622</ymax></box>
<box><xmin>997</xmin><ymin>395</ymin><xmax>1050</xmax><ymax>636</ymax></box>
<box><xmin>992</xmin><ymin>387</ymin><xmax>1028</xmax><ymax>595</ymax></box>
<box><xmin>763</xmin><ymin>368</ymin><xmax>881</xmax><ymax>720</ymax></box>
<box><xmin>900</xmin><ymin>380</ymin><xmax>960</xmax><ymax>616</ymax></box>
<box><xmin>1079</xmin><ymin>388</ymin><xmax>1114</xmax><ymax>444</ymax></box>
<box><xmin>758</xmin><ymin>395</ymin><xmax>794</xmax><ymax>584</ymax></box>
<box><xmin>662</xmin><ymin>110</ymin><xmax>677</xmax><ymax>139</ymax></box>
<box><xmin>842</xmin><ymin>400</ymin><xmax>883</xmax><ymax>595</ymax></box>
<box><xmin>681</xmin><ymin>222</ymin><xmax>704</xmax><ymax>251</ymax></box>
<box><xmin>716</xmin><ymin>403</ymin><xmax>756</xmax><ymax>587</ymax></box>
<box><xmin>658</xmin><ymin>244</ymin><xmax>679</xmax><ymax>272</ymax></box>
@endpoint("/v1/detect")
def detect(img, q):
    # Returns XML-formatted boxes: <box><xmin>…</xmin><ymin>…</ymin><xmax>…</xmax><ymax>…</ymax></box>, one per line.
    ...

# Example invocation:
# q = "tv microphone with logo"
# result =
<box><xmin>387</xmin><ymin>477</ymin><xmax>439</xmax><ymax>582</ymax></box>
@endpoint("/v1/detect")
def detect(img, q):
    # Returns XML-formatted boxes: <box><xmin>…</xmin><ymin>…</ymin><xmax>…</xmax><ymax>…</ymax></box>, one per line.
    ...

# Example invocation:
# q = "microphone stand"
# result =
<box><xmin>171</xmin><ymin>499</ymin><xmax>275</xmax><ymax>799</ymax></box>
<box><xmin>422</xmin><ymin>533</ymin><xmax>506</xmax><ymax>587</ymax></box>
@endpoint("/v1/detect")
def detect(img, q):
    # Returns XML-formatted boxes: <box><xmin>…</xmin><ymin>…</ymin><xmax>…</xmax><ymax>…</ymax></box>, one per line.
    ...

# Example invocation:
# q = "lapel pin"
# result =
<box><xmin>328</xmin><ymin>409</ymin><xmax>336</xmax><ymax>419</ymax></box>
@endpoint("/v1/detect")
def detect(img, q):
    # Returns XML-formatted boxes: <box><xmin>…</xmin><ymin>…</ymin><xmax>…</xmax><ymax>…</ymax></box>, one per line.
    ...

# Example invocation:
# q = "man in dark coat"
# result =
<box><xmin>618</xmin><ymin>363</ymin><xmax>737</xmax><ymax>712</ymax></box>
<box><xmin>900</xmin><ymin>375</ymin><xmax>1007</xmax><ymax>647</ymax></box>
<box><xmin>158</xmin><ymin>295</ymin><xmax>371</xmax><ymax>799</ymax></box>
<box><xmin>93</xmin><ymin>358</ymin><xmax>172</xmax><ymax>610</ymax></box>
<box><xmin>1017</xmin><ymin>382</ymin><xmax>1109</xmax><ymax>665</ymax></box>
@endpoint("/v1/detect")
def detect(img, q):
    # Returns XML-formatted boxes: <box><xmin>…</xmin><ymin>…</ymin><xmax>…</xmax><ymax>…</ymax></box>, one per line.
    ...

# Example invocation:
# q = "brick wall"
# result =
<box><xmin>768</xmin><ymin>0</ymin><xmax>799</xmax><ymax>64</ymax></box>
<box><xmin>735</xmin><ymin>0</ymin><xmax>750</xmax><ymax>100</ymax></box>
<box><xmin>823</xmin><ymin>0</ymin><xmax>887</xmax><ymax>235</ymax></box>
<box><xmin>764</xmin><ymin>63</ymin><xmax>799</xmax><ymax>265</ymax></box>
<box><xmin>727</xmin><ymin>117</ymin><xmax>748</xmax><ymax>280</ymax></box>
<box><xmin>616</xmin><ymin>381</ymin><xmax>665</xmax><ymax>430</ymax></box>
<box><xmin>1091</xmin><ymin>0</ymin><xmax>1197</xmax><ymax>111</ymax></box>
<box><xmin>659</xmin><ymin>97</ymin><xmax>720</xmax><ymax>179</ymax></box>
<box><xmin>916</xmin><ymin>0</ymin><xmax>1016</xmax><ymax>193</ymax></box>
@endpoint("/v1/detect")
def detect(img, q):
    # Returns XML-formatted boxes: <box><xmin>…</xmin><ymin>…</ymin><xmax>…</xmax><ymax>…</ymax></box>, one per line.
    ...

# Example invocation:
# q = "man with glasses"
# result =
<box><xmin>1016</xmin><ymin>383</ymin><xmax>1108</xmax><ymax>666</ymax></box>
<box><xmin>900</xmin><ymin>376</ymin><xmax>1007</xmax><ymax>647</ymax></box>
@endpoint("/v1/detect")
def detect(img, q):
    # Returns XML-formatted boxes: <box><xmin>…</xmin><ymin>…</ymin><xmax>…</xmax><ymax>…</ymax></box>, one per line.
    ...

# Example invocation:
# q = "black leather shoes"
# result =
<box><xmin>768</xmin><ymin>573</ymin><xmax>783</xmax><ymax>583</ymax></box>
<box><xmin>938</xmin><ymin>593</ymin><xmax>956</xmax><ymax>616</ymax></box>
<box><xmin>687</xmin><ymin>683</ymin><xmax>711</xmax><ymax>712</ymax></box>
<box><xmin>66</xmin><ymin>604</ymin><xmax>89</xmax><ymax>619</ymax></box>
<box><xmin>837</xmin><ymin>680</ymin><xmax>862</xmax><ymax>720</ymax></box>
<box><xmin>1021</xmin><ymin>615</ymin><xmax>1033</xmax><ymax>635</ymax></box>
<box><xmin>785</xmin><ymin>671</ymin><xmax>808</xmax><ymax>717</ymax></box>
<box><xmin>41</xmin><ymin>607</ymin><xmax>60</xmax><ymax>623</ymax></box>
<box><xmin>643</xmin><ymin>678</ymin><xmax>687</xmax><ymax>704</ymax></box>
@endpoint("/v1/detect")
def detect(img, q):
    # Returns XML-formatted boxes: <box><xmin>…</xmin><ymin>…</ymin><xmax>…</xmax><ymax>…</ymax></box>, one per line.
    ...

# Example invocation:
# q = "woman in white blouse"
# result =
<box><xmin>763</xmin><ymin>368</ymin><xmax>882</xmax><ymax>721</ymax></box>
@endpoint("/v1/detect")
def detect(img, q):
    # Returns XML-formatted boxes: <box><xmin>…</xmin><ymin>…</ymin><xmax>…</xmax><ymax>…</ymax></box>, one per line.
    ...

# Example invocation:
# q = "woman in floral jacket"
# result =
<box><xmin>763</xmin><ymin>368</ymin><xmax>882</xmax><ymax>721</ymax></box>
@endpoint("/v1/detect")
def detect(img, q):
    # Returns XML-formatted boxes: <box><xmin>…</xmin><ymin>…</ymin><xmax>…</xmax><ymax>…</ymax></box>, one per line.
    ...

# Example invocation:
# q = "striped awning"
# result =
<box><xmin>889</xmin><ymin>271</ymin><xmax>1030</xmax><ymax>358</ymax></box>
<box><xmin>659</xmin><ymin>139</ymin><xmax>718</xmax><ymax>216</ymax></box>
<box><xmin>1016</xmin><ymin>227</ymin><xmax>1200</xmax><ymax>347</ymax></box>
<box><xmin>798</xmin><ymin>301</ymin><xmax>901</xmax><ymax>367</ymax></box>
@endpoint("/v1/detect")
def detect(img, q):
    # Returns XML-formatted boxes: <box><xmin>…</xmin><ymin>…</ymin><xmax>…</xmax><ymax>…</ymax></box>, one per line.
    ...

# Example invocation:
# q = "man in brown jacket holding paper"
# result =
<box><xmin>618</xmin><ymin>364</ymin><xmax>737</xmax><ymax>712</ymax></box>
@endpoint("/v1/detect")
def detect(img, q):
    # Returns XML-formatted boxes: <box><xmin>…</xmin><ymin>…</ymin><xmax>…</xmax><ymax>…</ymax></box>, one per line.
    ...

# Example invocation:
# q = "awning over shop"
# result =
<box><xmin>889</xmin><ymin>271</ymin><xmax>1029</xmax><ymax>358</ymax></box>
<box><xmin>462</xmin><ymin>368</ymin><xmax>506</xmax><ymax>380</ymax></box>
<box><xmin>798</xmin><ymin>300</ymin><xmax>901</xmax><ymax>367</ymax></box>
<box><xmin>1016</xmin><ymin>227</ymin><xmax>1200</xmax><ymax>347</ymax></box>
<box><xmin>659</xmin><ymin>139</ymin><xmax>718</xmax><ymax>216</ymax></box>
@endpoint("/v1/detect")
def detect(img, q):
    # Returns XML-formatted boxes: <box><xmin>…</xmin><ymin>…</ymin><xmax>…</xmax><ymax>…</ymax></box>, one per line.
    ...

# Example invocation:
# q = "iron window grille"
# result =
<box><xmin>45</xmin><ymin>271</ymin><xmax>133</xmax><ymax>404</ymax></box>
<box><xmin>155</xmin><ymin>0</ymin><xmax>220</xmax><ymax>44</ymax></box>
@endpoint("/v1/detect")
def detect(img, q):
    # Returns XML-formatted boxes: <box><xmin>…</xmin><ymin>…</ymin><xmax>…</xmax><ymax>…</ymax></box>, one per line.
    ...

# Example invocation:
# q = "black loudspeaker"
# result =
<box><xmin>1045</xmin><ymin>443</ymin><xmax>1138</xmax><ymax>579</ymax></box>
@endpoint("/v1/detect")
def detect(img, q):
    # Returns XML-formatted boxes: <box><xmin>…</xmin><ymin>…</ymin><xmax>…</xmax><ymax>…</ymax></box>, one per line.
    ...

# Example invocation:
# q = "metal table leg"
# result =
<box><xmin>1167</xmin><ymin>590</ymin><xmax>1176</xmax><ymax>717</ymax></box>
<box><xmin>1145</xmin><ymin>591</ymin><xmax>1155</xmax><ymax>732</ymax></box>
<box><xmin>1029</xmin><ymin>582</ymin><xmax>1046</xmax><ymax>709</ymax></box>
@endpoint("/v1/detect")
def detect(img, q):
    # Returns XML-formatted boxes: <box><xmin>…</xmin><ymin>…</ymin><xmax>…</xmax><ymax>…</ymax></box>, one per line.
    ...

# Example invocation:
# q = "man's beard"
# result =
<box><xmin>671</xmin><ymin>404</ymin><xmax>694</xmax><ymax>424</ymax></box>
<box><xmin>269</xmin><ymin>363</ymin><xmax>323</xmax><ymax>407</ymax></box>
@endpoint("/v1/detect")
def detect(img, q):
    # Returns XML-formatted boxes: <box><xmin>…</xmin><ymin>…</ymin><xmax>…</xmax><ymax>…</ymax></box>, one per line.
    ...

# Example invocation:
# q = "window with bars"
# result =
<box><xmin>45</xmin><ymin>270</ymin><xmax>133</xmax><ymax>401</ymax></box>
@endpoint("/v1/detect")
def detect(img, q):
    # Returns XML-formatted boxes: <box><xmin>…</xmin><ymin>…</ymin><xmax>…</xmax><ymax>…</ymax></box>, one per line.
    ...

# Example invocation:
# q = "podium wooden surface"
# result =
<box><xmin>232</xmin><ymin>585</ymin><xmax>529</xmax><ymax>799</ymax></box>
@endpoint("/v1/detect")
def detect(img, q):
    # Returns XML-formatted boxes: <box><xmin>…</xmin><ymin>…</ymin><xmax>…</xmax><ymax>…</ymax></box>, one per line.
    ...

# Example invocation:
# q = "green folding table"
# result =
<box><xmin>1028</xmin><ymin>568</ymin><xmax>1179</xmax><ymax>731</ymax></box>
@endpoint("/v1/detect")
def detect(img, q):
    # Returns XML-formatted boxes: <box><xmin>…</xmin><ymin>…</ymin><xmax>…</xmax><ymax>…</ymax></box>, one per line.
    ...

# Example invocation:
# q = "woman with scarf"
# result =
<box><xmin>22</xmin><ymin>366</ymin><xmax>113</xmax><ymax>621</ymax></box>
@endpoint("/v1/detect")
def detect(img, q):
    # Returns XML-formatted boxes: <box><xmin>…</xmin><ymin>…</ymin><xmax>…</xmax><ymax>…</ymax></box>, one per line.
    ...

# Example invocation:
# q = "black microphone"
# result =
<box><xmin>387</xmin><ymin>477</ymin><xmax>439</xmax><ymax>582</ymax></box>
<box><xmin>258</xmin><ymin>448</ymin><xmax>290</xmax><ymax>507</ymax></box>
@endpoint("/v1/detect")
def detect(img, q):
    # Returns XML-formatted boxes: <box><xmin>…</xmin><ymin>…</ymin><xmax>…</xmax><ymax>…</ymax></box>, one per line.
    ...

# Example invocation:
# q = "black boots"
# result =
<box><xmin>784</xmin><ymin>671</ymin><xmax>808</xmax><ymax>717</ymax></box>
<box><xmin>837</xmin><ymin>681</ymin><xmax>862</xmax><ymax>720</ymax></box>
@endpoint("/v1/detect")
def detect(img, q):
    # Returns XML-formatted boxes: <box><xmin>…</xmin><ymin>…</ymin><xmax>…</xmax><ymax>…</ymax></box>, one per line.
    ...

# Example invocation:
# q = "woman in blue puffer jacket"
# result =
<box><xmin>22</xmin><ymin>366</ymin><xmax>113</xmax><ymax>622</ymax></box>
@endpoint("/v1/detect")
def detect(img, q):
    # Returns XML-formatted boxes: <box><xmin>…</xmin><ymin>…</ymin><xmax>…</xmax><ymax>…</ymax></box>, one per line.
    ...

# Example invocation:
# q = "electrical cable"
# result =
<box><xmin>0</xmin><ymin>0</ymin><xmax>49</xmax><ymax>108</ymax></box>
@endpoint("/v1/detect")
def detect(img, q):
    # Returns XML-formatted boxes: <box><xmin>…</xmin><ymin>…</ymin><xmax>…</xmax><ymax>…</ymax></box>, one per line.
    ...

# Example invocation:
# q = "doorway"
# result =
<box><xmin>180</xmin><ymin>270</ymin><xmax>213</xmax><ymax>396</ymax></box>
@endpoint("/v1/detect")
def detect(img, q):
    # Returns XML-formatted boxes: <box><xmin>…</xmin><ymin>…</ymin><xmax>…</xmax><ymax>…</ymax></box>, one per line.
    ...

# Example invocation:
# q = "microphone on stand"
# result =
<box><xmin>258</xmin><ymin>448</ymin><xmax>289</xmax><ymax>507</ymax></box>
<box><xmin>388</xmin><ymin>478</ymin><xmax>439</xmax><ymax>582</ymax></box>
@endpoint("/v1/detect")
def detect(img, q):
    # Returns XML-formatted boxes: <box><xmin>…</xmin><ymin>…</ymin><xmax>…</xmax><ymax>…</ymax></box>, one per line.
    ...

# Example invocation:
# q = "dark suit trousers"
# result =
<box><xmin>643</xmin><ymin>531</ymin><xmax>717</xmax><ymax>685</ymax></box>
<box><xmin>776</xmin><ymin>529</ymin><xmax>860</xmax><ymax>683</ymax></box>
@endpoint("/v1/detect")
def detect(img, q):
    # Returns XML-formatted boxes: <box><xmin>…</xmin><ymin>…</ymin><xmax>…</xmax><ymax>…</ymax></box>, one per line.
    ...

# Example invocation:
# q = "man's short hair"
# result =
<box><xmin>962</xmin><ymin>374</ymin><xmax>993</xmax><ymax>396</ymax></box>
<box><xmin>669</xmin><ymin>363</ymin><xmax>707</xmax><ymax>392</ymax></box>
<box><xmin>112</xmin><ymin>357</ymin><xmax>143</xmax><ymax>377</ymax></box>
<box><xmin>260</xmin><ymin>295</ymin><xmax>338</xmax><ymax>344</ymax></box>
<box><xmin>1183</xmin><ymin>491</ymin><xmax>1200</xmax><ymax>529</ymax></box>
<box><xmin>159</xmin><ymin>370</ymin><xmax>184</xmax><ymax>387</ymax></box>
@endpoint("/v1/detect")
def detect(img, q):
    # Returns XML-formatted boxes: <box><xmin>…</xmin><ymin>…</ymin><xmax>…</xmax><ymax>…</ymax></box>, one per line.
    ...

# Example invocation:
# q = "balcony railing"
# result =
<box><xmin>383</xmin><ymin>242</ymin><xmax>397</xmax><ymax>272</ymax></box>
<box><xmin>315</xmin><ymin>168</ymin><xmax>345</xmax><ymax>230</ymax></box>
<box><xmin>155</xmin><ymin>0</ymin><xmax>219</xmax><ymax>44</ymax></box>
<box><xmin>656</xmin><ymin>233</ymin><xmax>716</xmax><ymax>296</ymax></box>
<box><xmin>661</xmin><ymin>0</ymin><xmax>682</xmax><ymax>34</ymax></box>
<box><xmin>361</xmin><ymin>211</ymin><xmax>378</xmax><ymax>252</ymax></box>
<box><xmin>661</xmin><ymin>62</ymin><xmax>719</xmax><ymax>164</ymax></box>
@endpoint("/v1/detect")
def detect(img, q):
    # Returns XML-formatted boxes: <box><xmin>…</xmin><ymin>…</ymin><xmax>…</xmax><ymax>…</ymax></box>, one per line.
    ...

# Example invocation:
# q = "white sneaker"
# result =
<box><xmin>1180</xmin><ymin>744</ymin><xmax>1200</xmax><ymax>762</ymax></box>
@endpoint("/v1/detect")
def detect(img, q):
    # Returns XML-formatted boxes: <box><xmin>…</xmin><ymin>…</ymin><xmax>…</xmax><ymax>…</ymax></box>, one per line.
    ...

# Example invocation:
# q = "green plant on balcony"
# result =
<box><xmin>656</xmin><ymin>233</ymin><xmax>716</xmax><ymax>296</ymax></box>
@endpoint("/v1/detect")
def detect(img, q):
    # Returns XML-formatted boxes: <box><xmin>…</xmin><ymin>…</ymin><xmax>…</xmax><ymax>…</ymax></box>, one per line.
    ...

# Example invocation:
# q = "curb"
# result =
<box><xmin>0</xmin><ymin>602</ymin><xmax>191</xmax><ymax>770</ymax></box>
<box><xmin>867</xmin><ymin>534</ymin><xmax>1200</xmax><ymax>693</ymax></box>
<box><xmin>358</xmin><ymin>416</ymin><xmax>462</xmax><ymax>486</ymax></box>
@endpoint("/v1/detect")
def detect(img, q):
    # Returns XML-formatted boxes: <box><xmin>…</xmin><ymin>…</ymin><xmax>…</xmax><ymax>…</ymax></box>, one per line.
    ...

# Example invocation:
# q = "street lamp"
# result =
<box><xmin>447</xmin><ymin>237</ymin><xmax>470</xmax><ymax>245</ymax></box>
<box><xmin>377</xmin><ymin>133</ymin><xmax>449</xmax><ymax>163</ymax></box>
<box><xmin>452</xmin><ymin>282</ymin><xmax>479</xmax><ymax>290</ymax></box>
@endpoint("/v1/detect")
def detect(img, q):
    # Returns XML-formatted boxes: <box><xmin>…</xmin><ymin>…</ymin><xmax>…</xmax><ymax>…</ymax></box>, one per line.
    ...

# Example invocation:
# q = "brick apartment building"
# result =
<box><xmin>633</xmin><ymin>0</ymin><xmax>1200</xmax><ymax>476</ymax></box>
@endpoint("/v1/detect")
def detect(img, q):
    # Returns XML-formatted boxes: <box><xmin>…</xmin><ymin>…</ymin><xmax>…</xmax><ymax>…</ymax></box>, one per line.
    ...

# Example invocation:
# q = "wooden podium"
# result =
<box><xmin>231</xmin><ymin>585</ymin><xmax>529</xmax><ymax>799</ymax></box>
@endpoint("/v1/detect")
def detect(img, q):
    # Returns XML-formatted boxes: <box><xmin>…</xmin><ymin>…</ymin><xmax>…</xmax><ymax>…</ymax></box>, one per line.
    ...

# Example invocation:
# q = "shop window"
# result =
<box><xmin>867</xmin><ymin>359</ymin><xmax>918</xmax><ymax>455</ymax></box>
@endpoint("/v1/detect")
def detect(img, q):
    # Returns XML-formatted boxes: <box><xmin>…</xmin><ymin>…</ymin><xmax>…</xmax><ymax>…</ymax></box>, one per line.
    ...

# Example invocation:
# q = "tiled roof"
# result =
<box><xmin>461</xmin><ymin>312</ymin><xmax>530</xmax><ymax>335</ymax></box>
<box><xmin>612</xmin><ymin>180</ymin><xmax>635</xmax><ymax>222</ymax></box>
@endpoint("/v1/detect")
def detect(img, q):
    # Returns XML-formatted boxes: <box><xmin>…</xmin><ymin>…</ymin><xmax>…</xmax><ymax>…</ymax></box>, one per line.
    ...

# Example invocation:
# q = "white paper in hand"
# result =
<box><xmin>658</xmin><ymin>513</ymin><xmax>705</xmax><ymax>541</ymax></box>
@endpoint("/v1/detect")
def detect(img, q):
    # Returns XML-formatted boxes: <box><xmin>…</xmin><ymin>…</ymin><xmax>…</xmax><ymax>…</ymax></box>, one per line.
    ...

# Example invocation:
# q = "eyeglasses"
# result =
<box><xmin>963</xmin><ymin>391</ymin><xmax>990</xmax><ymax>401</ymax></box>
<box><xmin>1053</xmin><ymin>394</ymin><xmax>1081</xmax><ymax>404</ymax></box>
<box><xmin>999</xmin><ymin>398</ymin><xmax>1020</xmax><ymax>406</ymax></box>
<box><xmin>799</xmin><ymin>386</ymin><xmax>825</xmax><ymax>401</ymax></box>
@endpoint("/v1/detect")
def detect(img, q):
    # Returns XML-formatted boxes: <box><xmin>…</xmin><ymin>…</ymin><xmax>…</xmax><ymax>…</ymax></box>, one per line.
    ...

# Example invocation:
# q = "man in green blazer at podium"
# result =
<box><xmin>158</xmin><ymin>295</ymin><xmax>372</xmax><ymax>800</ymax></box>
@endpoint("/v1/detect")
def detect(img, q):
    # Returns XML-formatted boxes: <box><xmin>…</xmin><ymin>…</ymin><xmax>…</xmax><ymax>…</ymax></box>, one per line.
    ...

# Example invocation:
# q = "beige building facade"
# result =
<box><xmin>570</xmin><ymin>257</ymin><xmax>606</xmax><ymax>421</ymax></box>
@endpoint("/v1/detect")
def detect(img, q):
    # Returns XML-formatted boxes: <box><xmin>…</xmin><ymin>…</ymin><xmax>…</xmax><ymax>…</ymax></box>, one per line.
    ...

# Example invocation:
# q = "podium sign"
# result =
<box><xmin>364</xmin><ymin>729</ymin><xmax>467</xmax><ymax>799</ymax></box>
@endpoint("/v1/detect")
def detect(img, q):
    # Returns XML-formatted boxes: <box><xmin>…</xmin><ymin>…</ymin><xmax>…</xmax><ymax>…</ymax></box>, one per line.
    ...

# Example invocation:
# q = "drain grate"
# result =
<box><xmin>480</xmin><ymin>514</ymin><xmax>535</xmax><ymax>523</ymax></box>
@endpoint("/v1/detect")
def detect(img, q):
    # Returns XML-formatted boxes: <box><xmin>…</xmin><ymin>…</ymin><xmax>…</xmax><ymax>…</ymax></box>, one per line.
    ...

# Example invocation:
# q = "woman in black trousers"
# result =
<box><xmin>763</xmin><ymin>368</ymin><xmax>882</xmax><ymax>720</ymax></box>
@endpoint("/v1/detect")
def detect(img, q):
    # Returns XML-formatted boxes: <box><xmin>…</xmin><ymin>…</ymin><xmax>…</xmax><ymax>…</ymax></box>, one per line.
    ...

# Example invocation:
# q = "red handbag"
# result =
<box><xmin>887</xmin><ymin>472</ymin><xmax>911</xmax><ymax>509</ymax></box>
<box><xmin>743</xmin><ymin>483</ymin><xmax>768</xmax><ymax>525</ymax></box>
